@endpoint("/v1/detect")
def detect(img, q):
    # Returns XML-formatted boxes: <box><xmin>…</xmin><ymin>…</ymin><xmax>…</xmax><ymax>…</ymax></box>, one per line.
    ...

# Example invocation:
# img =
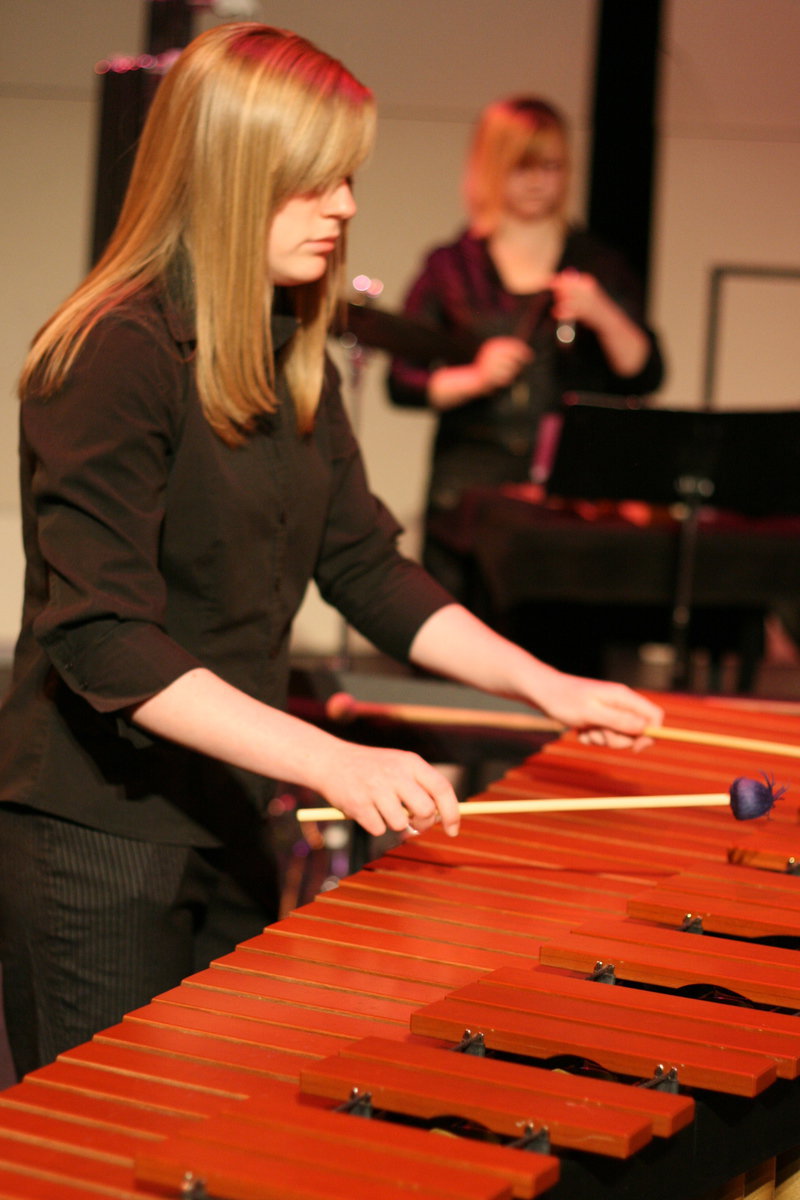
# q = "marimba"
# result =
<box><xmin>1</xmin><ymin>692</ymin><xmax>800</xmax><ymax>1200</ymax></box>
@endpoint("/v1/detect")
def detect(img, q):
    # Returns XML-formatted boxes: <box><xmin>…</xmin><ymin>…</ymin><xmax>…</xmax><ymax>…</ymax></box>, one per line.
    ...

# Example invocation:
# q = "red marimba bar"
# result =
<box><xmin>0</xmin><ymin>694</ymin><xmax>799</xmax><ymax>1199</ymax></box>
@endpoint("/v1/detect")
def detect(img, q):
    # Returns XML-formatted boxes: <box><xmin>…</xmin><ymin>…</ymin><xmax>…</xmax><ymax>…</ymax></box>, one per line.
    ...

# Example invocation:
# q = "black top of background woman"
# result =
<box><xmin>387</xmin><ymin>95</ymin><xmax>665</xmax><ymax>512</ymax></box>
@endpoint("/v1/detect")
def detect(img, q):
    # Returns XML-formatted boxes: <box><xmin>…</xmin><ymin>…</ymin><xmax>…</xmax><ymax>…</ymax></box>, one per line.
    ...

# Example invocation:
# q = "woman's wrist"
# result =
<box><xmin>427</xmin><ymin>364</ymin><xmax>484</xmax><ymax>410</ymax></box>
<box><xmin>589</xmin><ymin>292</ymin><xmax>650</xmax><ymax>376</ymax></box>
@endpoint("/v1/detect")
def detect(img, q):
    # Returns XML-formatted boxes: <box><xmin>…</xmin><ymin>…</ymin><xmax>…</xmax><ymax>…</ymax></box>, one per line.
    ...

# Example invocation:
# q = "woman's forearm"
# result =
<box><xmin>592</xmin><ymin>294</ymin><xmax>651</xmax><ymax>377</ymax></box>
<box><xmin>409</xmin><ymin>604</ymin><xmax>562</xmax><ymax>705</ymax></box>
<box><xmin>129</xmin><ymin>667</ymin><xmax>346</xmax><ymax>792</ymax></box>
<box><xmin>409</xmin><ymin>603</ymin><xmax>663</xmax><ymax>746</ymax></box>
<box><xmin>128</xmin><ymin>667</ymin><xmax>462</xmax><ymax>836</ymax></box>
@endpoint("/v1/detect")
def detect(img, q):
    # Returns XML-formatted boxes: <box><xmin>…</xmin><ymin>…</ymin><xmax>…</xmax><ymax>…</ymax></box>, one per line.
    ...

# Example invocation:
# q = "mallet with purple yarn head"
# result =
<box><xmin>729</xmin><ymin>773</ymin><xmax>788</xmax><ymax>820</ymax></box>
<box><xmin>297</xmin><ymin>779</ymin><xmax>790</xmax><ymax>823</ymax></box>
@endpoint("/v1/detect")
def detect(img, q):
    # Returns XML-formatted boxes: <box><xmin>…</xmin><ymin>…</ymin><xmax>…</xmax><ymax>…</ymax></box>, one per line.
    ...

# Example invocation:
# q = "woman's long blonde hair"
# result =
<box><xmin>465</xmin><ymin>96</ymin><xmax>569</xmax><ymax>237</ymax></box>
<box><xmin>19</xmin><ymin>23</ymin><xmax>376</xmax><ymax>443</ymax></box>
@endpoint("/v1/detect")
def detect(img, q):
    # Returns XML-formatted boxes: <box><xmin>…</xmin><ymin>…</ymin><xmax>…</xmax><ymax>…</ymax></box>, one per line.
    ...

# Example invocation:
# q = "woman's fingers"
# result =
<box><xmin>539</xmin><ymin>671</ymin><xmax>663</xmax><ymax>752</ymax></box>
<box><xmin>578</xmin><ymin>727</ymin><xmax>653</xmax><ymax>752</ymax></box>
<box><xmin>475</xmin><ymin>337</ymin><xmax>533</xmax><ymax>388</ymax></box>
<box><xmin>325</xmin><ymin>746</ymin><xmax>461</xmax><ymax>838</ymax></box>
<box><xmin>574</xmin><ymin>686</ymin><xmax>664</xmax><ymax>751</ymax></box>
<box><xmin>405</xmin><ymin>763</ymin><xmax>461</xmax><ymax>836</ymax></box>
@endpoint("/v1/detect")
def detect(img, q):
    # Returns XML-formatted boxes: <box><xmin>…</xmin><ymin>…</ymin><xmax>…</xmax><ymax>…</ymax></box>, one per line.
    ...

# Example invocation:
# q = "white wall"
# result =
<box><xmin>650</xmin><ymin>0</ymin><xmax>800</xmax><ymax>411</ymax></box>
<box><xmin>1</xmin><ymin>0</ymin><xmax>798</xmax><ymax>661</ymax></box>
<box><xmin>0</xmin><ymin>1</ymin><xmax>145</xmax><ymax>657</ymax></box>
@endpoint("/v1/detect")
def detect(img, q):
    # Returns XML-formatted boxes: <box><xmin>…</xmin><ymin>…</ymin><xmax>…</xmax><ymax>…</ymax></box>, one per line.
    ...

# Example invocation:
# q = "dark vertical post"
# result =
<box><xmin>89</xmin><ymin>1</ymin><xmax>194</xmax><ymax>264</ymax></box>
<box><xmin>587</xmin><ymin>0</ymin><xmax>663</xmax><ymax>306</ymax></box>
<box><xmin>89</xmin><ymin>66</ymin><xmax>160</xmax><ymax>264</ymax></box>
<box><xmin>146</xmin><ymin>0</ymin><xmax>194</xmax><ymax>56</ymax></box>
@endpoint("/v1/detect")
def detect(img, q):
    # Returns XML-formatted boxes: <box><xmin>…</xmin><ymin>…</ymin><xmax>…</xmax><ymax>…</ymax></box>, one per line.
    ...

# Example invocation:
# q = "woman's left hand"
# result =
<box><xmin>537</xmin><ymin>669</ymin><xmax>664</xmax><ymax>752</ymax></box>
<box><xmin>547</xmin><ymin>268</ymin><xmax>651</xmax><ymax>377</ymax></box>
<box><xmin>409</xmin><ymin>604</ymin><xmax>663</xmax><ymax>755</ymax></box>
<box><xmin>548</xmin><ymin>268</ymin><xmax>608</xmax><ymax>329</ymax></box>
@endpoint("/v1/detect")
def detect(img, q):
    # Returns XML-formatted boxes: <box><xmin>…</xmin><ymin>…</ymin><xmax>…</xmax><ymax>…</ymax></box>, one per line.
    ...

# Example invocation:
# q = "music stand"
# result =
<box><xmin>545</xmin><ymin>400</ymin><xmax>800</xmax><ymax>688</ymax></box>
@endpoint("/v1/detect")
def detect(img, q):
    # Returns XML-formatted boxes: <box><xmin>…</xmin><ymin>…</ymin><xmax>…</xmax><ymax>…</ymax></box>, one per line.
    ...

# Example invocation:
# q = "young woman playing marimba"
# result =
<box><xmin>0</xmin><ymin>22</ymin><xmax>661</xmax><ymax>1082</ymax></box>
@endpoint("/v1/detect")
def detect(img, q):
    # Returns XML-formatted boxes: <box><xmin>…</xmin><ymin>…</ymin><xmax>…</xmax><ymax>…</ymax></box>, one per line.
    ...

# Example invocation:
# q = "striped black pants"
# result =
<box><xmin>0</xmin><ymin>804</ymin><xmax>280</xmax><ymax>1082</ymax></box>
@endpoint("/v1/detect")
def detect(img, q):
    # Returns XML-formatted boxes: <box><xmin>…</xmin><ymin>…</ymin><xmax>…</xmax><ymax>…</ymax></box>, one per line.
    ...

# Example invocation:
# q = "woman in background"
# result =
<box><xmin>0</xmin><ymin>32</ymin><xmax>662</xmax><ymax>1080</ymax></box>
<box><xmin>388</xmin><ymin>96</ymin><xmax>664</xmax><ymax>598</ymax></box>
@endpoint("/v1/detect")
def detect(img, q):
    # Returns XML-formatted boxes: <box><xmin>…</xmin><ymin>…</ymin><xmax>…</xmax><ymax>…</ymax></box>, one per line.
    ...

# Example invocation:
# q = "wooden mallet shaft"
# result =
<box><xmin>324</xmin><ymin>690</ymin><xmax>562</xmax><ymax>733</ymax></box>
<box><xmin>324</xmin><ymin>692</ymin><xmax>800</xmax><ymax>759</ymax></box>
<box><xmin>295</xmin><ymin>792</ymin><xmax>732</xmax><ymax>823</ymax></box>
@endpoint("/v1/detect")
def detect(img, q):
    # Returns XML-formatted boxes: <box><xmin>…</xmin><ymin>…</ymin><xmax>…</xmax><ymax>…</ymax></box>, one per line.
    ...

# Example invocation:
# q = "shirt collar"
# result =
<box><xmin>156</xmin><ymin>285</ymin><xmax>299</xmax><ymax>352</ymax></box>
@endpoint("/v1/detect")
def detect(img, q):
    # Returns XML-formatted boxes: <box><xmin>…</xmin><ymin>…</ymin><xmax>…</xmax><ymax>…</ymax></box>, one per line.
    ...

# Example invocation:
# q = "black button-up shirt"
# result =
<box><xmin>0</xmin><ymin>289</ymin><xmax>451</xmax><ymax>845</ymax></box>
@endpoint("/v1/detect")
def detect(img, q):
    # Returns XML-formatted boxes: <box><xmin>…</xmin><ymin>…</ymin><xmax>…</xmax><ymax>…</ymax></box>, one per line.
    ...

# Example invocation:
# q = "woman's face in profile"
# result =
<box><xmin>267</xmin><ymin>180</ymin><xmax>357</xmax><ymax>286</ymax></box>
<box><xmin>502</xmin><ymin>130</ymin><xmax>568</xmax><ymax>222</ymax></box>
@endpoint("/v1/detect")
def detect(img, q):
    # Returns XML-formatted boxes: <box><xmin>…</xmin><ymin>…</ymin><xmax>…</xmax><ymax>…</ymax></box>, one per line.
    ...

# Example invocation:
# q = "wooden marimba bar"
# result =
<box><xmin>1</xmin><ymin>693</ymin><xmax>800</xmax><ymax>1199</ymax></box>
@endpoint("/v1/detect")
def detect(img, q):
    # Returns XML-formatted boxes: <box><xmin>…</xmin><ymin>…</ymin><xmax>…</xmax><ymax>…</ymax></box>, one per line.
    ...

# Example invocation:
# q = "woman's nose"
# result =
<box><xmin>326</xmin><ymin>180</ymin><xmax>357</xmax><ymax>219</ymax></box>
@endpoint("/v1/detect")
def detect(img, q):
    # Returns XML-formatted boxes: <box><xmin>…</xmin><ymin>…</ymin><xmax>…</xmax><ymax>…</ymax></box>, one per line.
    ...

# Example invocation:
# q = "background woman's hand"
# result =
<box><xmin>547</xmin><ymin>268</ymin><xmax>651</xmax><ymax>376</ymax></box>
<box><xmin>548</xmin><ymin>267</ymin><xmax>608</xmax><ymax>329</ymax></box>
<box><xmin>427</xmin><ymin>335</ymin><xmax>532</xmax><ymax>410</ymax></box>
<box><xmin>473</xmin><ymin>335</ymin><xmax>533</xmax><ymax>390</ymax></box>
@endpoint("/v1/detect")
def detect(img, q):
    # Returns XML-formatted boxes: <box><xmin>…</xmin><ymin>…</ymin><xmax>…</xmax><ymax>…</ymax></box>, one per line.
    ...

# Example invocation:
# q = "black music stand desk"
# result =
<box><xmin>429</xmin><ymin>405</ymin><xmax>800</xmax><ymax>692</ymax></box>
<box><xmin>546</xmin><ymin>404</ymin><xmax>800</xmax><ymax>687</ymax></box>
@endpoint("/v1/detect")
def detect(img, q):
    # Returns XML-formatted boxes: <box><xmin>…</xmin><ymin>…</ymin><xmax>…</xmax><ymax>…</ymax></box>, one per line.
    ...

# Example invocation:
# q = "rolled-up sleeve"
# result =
<box><xmin>24</xmin><ymin>314</ymin><xmax>202</xmax><ymax>711</ymax></box>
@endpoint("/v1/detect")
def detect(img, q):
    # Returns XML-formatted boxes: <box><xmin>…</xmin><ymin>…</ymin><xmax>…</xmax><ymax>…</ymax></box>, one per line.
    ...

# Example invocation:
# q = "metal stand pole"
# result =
<box><xmin>670</xmin><ymin>475</ymin><xmax>714</xmax><ymax>690</ymax></box>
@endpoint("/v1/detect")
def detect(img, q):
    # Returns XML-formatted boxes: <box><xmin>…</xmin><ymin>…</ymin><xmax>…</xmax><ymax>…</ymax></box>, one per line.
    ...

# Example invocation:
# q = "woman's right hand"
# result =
<box><xmin>428</xmin><ymin>335</ymin><xmax>533</xmax><ymax>410</ymax></box>
<box><xmin>473</xmin><ymin>336</ymin><xmax>533</xmax><ymax>390</ymax></box>
<box><xmin>313</xmin><ymin>741</ymin><xmax>462</xmax><ymax>838</ymax></box>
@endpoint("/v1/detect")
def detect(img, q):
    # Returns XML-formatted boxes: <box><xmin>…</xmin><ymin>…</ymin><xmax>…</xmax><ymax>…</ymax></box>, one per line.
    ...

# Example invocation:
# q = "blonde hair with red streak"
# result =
<box><xmin>20</xmin><ymin>23</ymin><xmax>376</xmax><ymax>443</ymax></box>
